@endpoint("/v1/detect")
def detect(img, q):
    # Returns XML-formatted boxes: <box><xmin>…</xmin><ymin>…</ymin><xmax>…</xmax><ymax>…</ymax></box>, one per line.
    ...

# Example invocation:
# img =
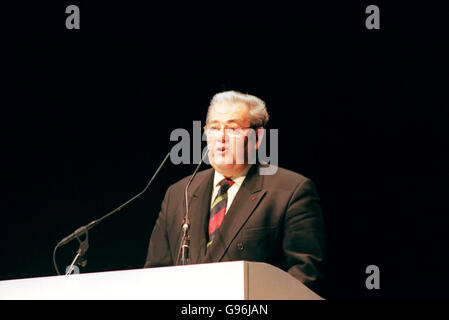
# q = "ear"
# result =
<box><xmin>254</xmin><ymin>127</ymin><xmax>265</xmax><ymax>150</ymax></box>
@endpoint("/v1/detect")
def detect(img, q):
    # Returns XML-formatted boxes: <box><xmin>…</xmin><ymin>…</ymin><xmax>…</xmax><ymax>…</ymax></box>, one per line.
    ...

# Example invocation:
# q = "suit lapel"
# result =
<box><xmin>187</xmin><ymin>169</ymin><xmax>214</xmax><ymax>264</ymax></box>
<box><xmin>203</xmin><ymin>165</ymin><xmax>266</xmax><ymax>263</ymax></box>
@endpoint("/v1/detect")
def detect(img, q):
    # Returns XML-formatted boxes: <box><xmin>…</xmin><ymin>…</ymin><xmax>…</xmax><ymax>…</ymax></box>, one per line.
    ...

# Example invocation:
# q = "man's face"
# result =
<box><xmin>205</xmin><ymin>101</ymin><xmax>260</xmax><ymax>178</ymax></box>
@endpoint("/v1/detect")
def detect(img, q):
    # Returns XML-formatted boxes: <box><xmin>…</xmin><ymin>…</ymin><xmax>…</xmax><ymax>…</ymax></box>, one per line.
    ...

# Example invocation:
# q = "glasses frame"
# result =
<box><xmin>203</xmin><ymin>124</ymin><xmax>257</xmax><ymax>137</ymax></box>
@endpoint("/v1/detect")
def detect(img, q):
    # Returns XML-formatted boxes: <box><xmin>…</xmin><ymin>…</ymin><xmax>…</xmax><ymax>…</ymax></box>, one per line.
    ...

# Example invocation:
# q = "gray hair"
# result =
<box><xmin>206</xmin><ymin>90</ymin><xmax>269</xmax><ymax>127</ymax></box>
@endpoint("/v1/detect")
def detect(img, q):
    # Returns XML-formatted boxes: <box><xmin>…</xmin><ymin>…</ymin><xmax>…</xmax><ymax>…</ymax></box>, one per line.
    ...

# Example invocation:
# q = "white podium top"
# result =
<box><xmin>0</xmin><ymin>261</ymin><xmax>323</xmax><ymax>300</ymax></box>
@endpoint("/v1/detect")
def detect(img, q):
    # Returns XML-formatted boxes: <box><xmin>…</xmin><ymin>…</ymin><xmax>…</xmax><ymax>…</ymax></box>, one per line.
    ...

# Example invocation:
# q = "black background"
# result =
<box><xmin>3</xmin><ymin>1</ymin><xmax>448</xmax><ymax>300</ymax></box>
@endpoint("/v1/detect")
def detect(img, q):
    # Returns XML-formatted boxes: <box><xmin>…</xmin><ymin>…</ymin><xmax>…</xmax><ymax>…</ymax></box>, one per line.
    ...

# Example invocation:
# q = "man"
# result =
<box><xmin>144</xmin><ymin>90</ymin><xmax>325</xmax><ymax>290</ymax></box>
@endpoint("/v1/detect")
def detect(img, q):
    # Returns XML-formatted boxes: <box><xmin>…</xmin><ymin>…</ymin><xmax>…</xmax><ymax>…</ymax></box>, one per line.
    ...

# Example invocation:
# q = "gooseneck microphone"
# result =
<box><xmin>53</xmin><ymin>151</ymin><xmax>171</xmax><ymax>275</ymax></box>
<box><xmin>177</xmin><ymin>146</ymin><xmax>208</xmax><ymax>265</ymax></box>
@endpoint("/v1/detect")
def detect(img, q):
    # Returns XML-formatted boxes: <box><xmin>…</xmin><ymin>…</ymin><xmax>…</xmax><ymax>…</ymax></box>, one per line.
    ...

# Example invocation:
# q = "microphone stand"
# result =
<box><xmin>65</xmin><ymin>226</ymin><xmax>88</xmax><ymax>275</ymax></box>
<box><xmin>53</xmin><ymin>151</ymin><xmax>171</xmax><ymax>275</ymax></box>
<box><xmin>179</xmin><ymin>147</ymin><xmax>208</xmax><ymax>265</ymax></box>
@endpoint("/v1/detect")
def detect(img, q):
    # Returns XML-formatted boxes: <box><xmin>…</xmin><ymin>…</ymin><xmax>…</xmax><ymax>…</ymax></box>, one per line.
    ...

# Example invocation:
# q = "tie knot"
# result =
<box><xmin>218</xmin><ymin>178</ymin><xmax>234</xmax><ymax>192</ymax></box>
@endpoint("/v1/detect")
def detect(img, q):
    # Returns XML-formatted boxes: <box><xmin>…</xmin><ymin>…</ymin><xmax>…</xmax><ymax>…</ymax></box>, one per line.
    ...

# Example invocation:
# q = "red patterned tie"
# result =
<box><xmin>207</xmin><ymin>178</ymin><xmax>234</xmax><ymax>247</ymax></box>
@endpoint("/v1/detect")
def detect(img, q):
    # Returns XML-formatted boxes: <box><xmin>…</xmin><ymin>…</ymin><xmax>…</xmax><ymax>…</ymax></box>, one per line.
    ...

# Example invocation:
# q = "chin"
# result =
<box><xmin>211</xmin><ymin>161</ymin><xmax>233</xmax><ymax>172</ymax></box>
<box><xmin>211</xmin><ymin>161</ymin><xmax>247</xmax><ymax>178</ymax></box>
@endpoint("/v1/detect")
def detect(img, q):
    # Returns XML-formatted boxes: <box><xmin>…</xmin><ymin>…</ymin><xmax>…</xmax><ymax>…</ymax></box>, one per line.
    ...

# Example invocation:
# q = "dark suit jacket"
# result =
<box><xmin>144</xmin><ymin>164</ymin><xmax>325</xmax><ymax>289</ymax></box>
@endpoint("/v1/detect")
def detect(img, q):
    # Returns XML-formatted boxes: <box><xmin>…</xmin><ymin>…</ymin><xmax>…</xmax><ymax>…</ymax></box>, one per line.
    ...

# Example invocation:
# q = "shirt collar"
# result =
<box><xmin>213</xmin><ymin>165</ymin><xmax>252</xmax><ymax>188</ymax></box>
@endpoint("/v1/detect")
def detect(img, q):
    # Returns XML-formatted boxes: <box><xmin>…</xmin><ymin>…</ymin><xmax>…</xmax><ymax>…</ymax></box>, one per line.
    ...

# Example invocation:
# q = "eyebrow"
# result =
<box><xmin>207</xmin><ymin>120</ymin><xmax>242</xmax><ymax>125</ymax></box>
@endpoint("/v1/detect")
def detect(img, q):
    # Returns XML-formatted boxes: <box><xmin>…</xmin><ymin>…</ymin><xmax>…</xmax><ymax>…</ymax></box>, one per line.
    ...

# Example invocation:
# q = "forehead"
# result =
<box><xmin>208</xmin><ymin>101</ymin><xmax>250</xmax><ymax>124</ymax></box>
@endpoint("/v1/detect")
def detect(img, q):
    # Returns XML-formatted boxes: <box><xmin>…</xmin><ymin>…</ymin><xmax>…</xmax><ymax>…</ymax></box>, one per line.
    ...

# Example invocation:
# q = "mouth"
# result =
<box><xmin>214</xmin><ymin>146</ymin><xmax>230</xmax><ymax>158</ymax></box>
<box><xmin>216</xmin><ymin>143</ymin><xmax>230</xmax><ymax>151</ymax></box>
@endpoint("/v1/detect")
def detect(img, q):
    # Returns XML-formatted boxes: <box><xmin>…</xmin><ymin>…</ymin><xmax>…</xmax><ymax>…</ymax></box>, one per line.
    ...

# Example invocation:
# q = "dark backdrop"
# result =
<box><xmin>3</xmin><ymin>1</ymin><xmax>448</xmax><ymax>299</ymax></box>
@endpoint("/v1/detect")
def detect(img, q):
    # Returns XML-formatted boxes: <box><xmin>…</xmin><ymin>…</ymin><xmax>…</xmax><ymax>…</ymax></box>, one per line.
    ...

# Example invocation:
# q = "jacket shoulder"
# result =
<box><xmin>261</xmin><ymin>165</ymin><xmax>311</xmax><ymax>187</ymax></box>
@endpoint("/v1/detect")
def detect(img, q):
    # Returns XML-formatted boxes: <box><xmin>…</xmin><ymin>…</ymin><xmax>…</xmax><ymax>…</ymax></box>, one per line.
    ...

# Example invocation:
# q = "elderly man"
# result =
<box><xmin>144</xmin><ymin>90</ymin><xmax>325</xmax><ymax>290</ymax></box>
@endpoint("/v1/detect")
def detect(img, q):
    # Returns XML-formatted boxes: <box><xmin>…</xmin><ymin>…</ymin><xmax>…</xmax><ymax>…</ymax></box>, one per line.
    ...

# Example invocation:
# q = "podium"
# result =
<box><xmin>0</xmin><ymin>261</ymin><xmax>323</xmax><ymax>300</ymax></box>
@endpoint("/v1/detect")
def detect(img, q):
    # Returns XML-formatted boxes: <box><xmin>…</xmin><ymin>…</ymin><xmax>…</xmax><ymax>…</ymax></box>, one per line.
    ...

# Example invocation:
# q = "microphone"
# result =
<box><xmin>178</xmin><ymin>146</ymin><xmax>208</xmax><ymax>265</ymax></box>
<box><xmin>53</xmin><ymin>151</ymin><xmax>171</xmax><ymax>275</ymax></box>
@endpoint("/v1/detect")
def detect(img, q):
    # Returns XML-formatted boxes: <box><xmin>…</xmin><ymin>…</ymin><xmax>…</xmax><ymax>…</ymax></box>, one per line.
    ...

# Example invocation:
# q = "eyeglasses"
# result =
<box><xmin>203</xmin><ymin>124</ymin><xmax>254</xmax><ymax>137</ymax></box>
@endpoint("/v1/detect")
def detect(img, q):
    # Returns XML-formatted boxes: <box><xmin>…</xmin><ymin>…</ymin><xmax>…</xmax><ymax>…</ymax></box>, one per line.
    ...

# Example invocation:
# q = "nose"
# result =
<box><xmin>213</xmin><ymin>126</ymin><xmax>228</xmax><ymax>142</ymax></box>
<box><xmin>219</xmin><ymin>127</ymin><xmax>227</xmax><ymax>142</ymax></box>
